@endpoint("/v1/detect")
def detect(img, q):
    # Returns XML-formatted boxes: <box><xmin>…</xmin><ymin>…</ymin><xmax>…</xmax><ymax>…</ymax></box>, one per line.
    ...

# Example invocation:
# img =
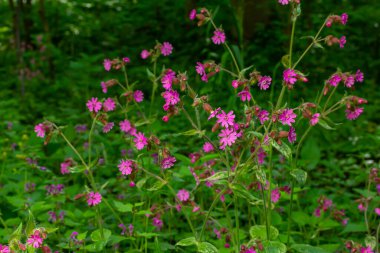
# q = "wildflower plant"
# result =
<box><xmin>3</xmin><ymin>1</ymin><xmax>377</xmax><ymax>253</ymax></box>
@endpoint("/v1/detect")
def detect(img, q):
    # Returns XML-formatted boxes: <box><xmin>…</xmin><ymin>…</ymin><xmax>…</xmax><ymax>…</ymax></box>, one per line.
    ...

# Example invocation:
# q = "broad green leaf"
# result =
<box><xmin>255</xmin><ymin>167</ymin><xmax>266</xmax><ymax>184</ymax></box>
<box><xmin>262</xmin><ymin>241</ymin><xmax>287</xmax><ymax>253</ymax></box>
<box><xmin>85</xmin><ymin>241</ymin><xmax>106</xmax><ymax>252</ymax></box>
<box><xmin>290</xmin><ymin>169</ymin><xmax>307</xmax><ymax>186</ymax></box>
<box><xmin>201</xmin><ymin>171</ymin><xmax>229</xmax><ymax>182</ymax></box>
<box><xmin>77</xmin><ymin>231</ymin><xmax>87</xmax><ymax>240</ymax></box>
<box><xmin>271</xmin><ymin>140</ymin><xmax>292</xmax><ymax>160</ymax></box>
<box><xmin>45</xmin><ymin>227</ymin><xmax>58</xmax><ymax>234</ymax></box>
<box><xmin>113</xmin><ymin>201</ymin><xmax>133</xmax><ymax>213</ymax></box>
<box><xmin>91</xmin><ymin>228</ymin><xmax>111</xmax><ymax>242</ymax></box>
<box><xmin>136</xmin><ymin>177</ymin><xmax>148</xmax><ymax>189</ymax></box>
<box><xmin>25</xmin><ymin>210</ymin><xmax>36</xmax><ymax>237</ymax></box>
<box><xmin>249</xmin><ymin>225</ymin><xmax>279</xmax><ymax>240</ymax></box>
<box><xmin>148</xmin><ymin>180</ymin><xmax>167</xmax><ymax>191</ymax></box>
<box><xmin>292</xmin><ymin>244</ymin><xmax>328</xmax><ymax>253</ymax></box>
<box><xmin>69</xmin><ymin>165</ymin><xmax>87</xmax><ymax>173</ymax></box>
<box><xmin>364</xmin><ymin>235</ymin><xmax>376</xmax><ymax>248</ymax></box>
<box><xmin>341</xmin><ymin>223</ymin><xmax>367</xmax><ymax>233</ymax></box>
<box><xmin>137</xmin><ymin>232</ymin><xmax>160</xmax><ymax>238</ymax></box>
<box><xmin>318</xmin><ymin>119</ymin><xmax>335</xmax><ymax>130</ymax></box>
<box><xmin>176</xmin><ymin>237</ymin><xmax>197</xmax><ymax>247</ymax></box>
<box><xmin>231</xmin><ymin>184</ymin><xmax>261</xmax><ymax>205</ymax></box>
<box><xmin>197</xmin><ymin>241</ymin><xmax>218</xmax><ymax>253</ymax></box>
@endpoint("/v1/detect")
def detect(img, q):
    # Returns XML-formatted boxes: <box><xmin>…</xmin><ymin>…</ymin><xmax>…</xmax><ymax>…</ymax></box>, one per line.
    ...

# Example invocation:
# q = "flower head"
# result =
<box><xmin>195</xmin><ymin>62</ymin><xmax>206</xmax><ymax>76</ymax></box>
<box><xmin>339</xmin><ymin>36</ymin><xmax>346</xmax><ymax>48</ymax></box>
<box><xmin>278</xmin><ymin>109</ymin><xmax>297</xmax><ymax>126</ymax></box>
<box><xmin>86</xmin><ymin>97</ymin><xmax>102</xmax><ymax>113</ymax></box>
<box><xmin>257</xmin><ymin>110</ymin><xmax>269</xmax><ymax>124</ymax></box>
<box><xmin>219</xmin><ymin>128</ymin><xmax>238</xmax><ymax>150</ymax></box>
<box><xmin>0</xmin><ymin>244</ymin><xmax>10</xmax><ymax>253</ymax></box>
<box><xmin>141</xmin><ymin>49</ymin><xmax>150</xmax><ymax>59</ymax></box>
<box><xmin>310</xmin><ymin>113</ymin><xmax>320</xmax><ymax>126</ymax></box>
<box><xmin>161</xmin><ymin>42</ymin><xmax>173</xmax><ymax>56</ymax></box>
<box><xmin>278</xmin><ymin>0</ymin><xmax>289</xmax><ymax>5</ymax></box>
<box><xmin>258</xmin><ymin>76</ymin><xmax>272</xmax><ymax>90</ymax></box>
<box><xmin>346</xmin><ymin>107</ymin><xmax>364</xmax><ymax>120</ymax></box>
<box><xmin>152</xmin><ymin>217</ymin><xmax>163</xmax><ymax>230</ymax></box>
<box><xmin>208</xmin><ymin>107</ymin><xmax>221</xmax><ymax>120</ymax></box>
<box><xmin>288</xmin><ymin>126</ymin><xmax>297</xmax><ymax>143</ymax></box>
<box><xmin>216</xmin><ymin>110</ymin><xmax>235</xmax><ymax>128</ymax></box>
<box><xmin>341</xmin><ymin>13</ymin><xmax>348</xmax><ymax>25</ymax></box>
<box><xmin>134</xmin><ymin>132</ymin><xmax>148</xmax><ymax>150</ymax></box>
<box><xmin>327</xmin><ymin>74</ymin><xmax>341</xmax><ymax>87</ymax></box>
<box><xmin>161</xmin><ymin>156</ymin><xmax>176</xmax><ymax>169</ymax></box>
<box><xmin>203</xmin><ymin>142</ymin><xmax>214</xmax><ymax>153</ymax></box>
<box><xmin>344</xmin><ymin>75</ymin><xmax>355</xmax><ymax>88</ymax></box>
<box><xmin>103</xmin><ymin>59</ymin><xmax>112</xmax><ymax>71</ymax></box>
<box><xmin>162</xmin><ymin>90</ymin><xmax>180</xmax><ymax>106</ymax></box>
<box><xmin>189</xmin><ymin>9</ymin><xmax>197</xmax><ymax>20</ymax></box>
<box><xmin>101</xmin><ymin>81</ymin><xmax>107</xmax><ymax>93</ymax></box>
<box><xmin>34</xmin><ymin>123</ymin><xmax>46</xmax><ymax>138</ymax></box>
<box><xmin>103</xmin><ymin>122</ymin><xmax>114</xmax><ymax>133</ymax></box>
<box><xmin>177</xmin><ymin>189</ymin><xmax>190</xmax><ymax>202</ymax></box>
<box><xmin>271</xmin><ymin>188</ymin><xmax>281</xmax><ymax>203</ymax></box>
<box><xmin>87</xmin><ymin>192</ymin><xmax>102</xmax><ymax>206</ymax></box>
<box><xmin>120</xmin><ymin>120</ymin><xmax>132</xmax><ymax>133</ymax></box>
<box><xmin>283</xmin><ymin>69</ymin><xmax>297</xmax><ymax>86</ymax></box>
<box><xmin>133</xmin><ymin>90</ymin><xmax>144</xmax><ymax>103</ymax></box>
<box><xmin>238</xmin><ymin>88</ymin><xmax>251</xmax><ymax>102</ymax></box>
<box><xmin>211</xmin><ymin>29</ymin><xmax>226</xmax><ymax>45</ymax></box>
<box><xmin>103</xmin><ymin>98</ymin><xmax>116</xmax><ymax>112</ymax></box>
<box><xmin>355</xmin><ymin>69</ymin><xmax>364</xmax><ymax>82</ymax></box>
<box><xmin>27</xmin><ymin>230</ymin><xmax>43</xmax><ymax>248</ymax></box>
<box><xmin>118</xmin><ymin>159</ymin><xmax>134</xmax><ymax>175</ymax></box>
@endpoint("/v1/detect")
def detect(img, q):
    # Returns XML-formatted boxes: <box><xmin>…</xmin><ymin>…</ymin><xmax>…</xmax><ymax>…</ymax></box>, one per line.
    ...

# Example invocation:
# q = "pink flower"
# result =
<box><xmin>123</xmin><ymin>57</ymin><xmax>130</xmax><ymax>63</ymax></box>
<box><xmin>134</xmin><ymin>132</ymin><xmax>148</xmax><ymax>150</ymax></box>
<box><xmin>141</xmin><ymin>49</ymin><xmax>150</xmax><ymax>59</ymax></box>
<box><xmin>257</xmin><ymin>110</ymin><xmax>269</xmax><ymax>124</ymax></box>
<box><xmin>177</xmin><ymin>189</ymin><xmax>190</xmax><ymax>202</ymax></box>
<box><xmin>339</xmin><ymin>36</ymin><xmax>346</xmax><ymax>48</ymax></box>
<box><xmin>288</xmin><ymin>126</ymin><xmax>296</xmax><ymax>143</ymax></box>
<box><xmin>161</xmin><ymin>69</ymin><xmax>176</xmax><ymax>90</ymax></box>
<box><xmin>161</xmin><ymin>42</ymin><xmax>173</xmax><ymax>56</ymax></box>
<box><xmin>258</xmin><ymin>76</ymin><xmax>272</xmax><ymax>90</ymax></box>
<box><xmin>219</xmin><ymin>128</ymin><xmax>238</xmax><ymax>150</ymax></box>
<box><xmin>216</xmin><ymin>110</ymin><xmax>235</xmax><ymax>128</ymax></box>
<box><xmin>203</xmin><ymin>142</ymin><xmax>214</xmax><ymax>153</ymax></box>
<box><xmin>103</xmin><ymin>59</ymin><xmax>112</xmax><ymax>71</ymax></box>
<box><xmin>87</xmin><ymin>192</ymin><xmax>102</xmax><ymax>206</ymax></box>
<box><xmin>86</xmin><ymin>97</ymin><xmax>102</xmax><ymax>113</ymax></box>
<box><xmin>60</xmin><ymin>161</ymin><xmax>71</xmax><ymax>174</ymax></box>
<box><xmin>211</xmin><ymin>29</ymin><xmax>226</xmax><ymax>45</ymax></box>
<box><xmin>161</xmin><ymin>156</ymin><xmax>176</xmax><ymax>169</ymax></box>
<box><xmin>189</xmin><ymin>9</ymin><xmax>197</xmax><ymax>20</ymax></box>
<box><xmin>358</xmin><ymin>203</ymin><xmax>366</xmax><ymax>212</ymax></box>
<box><xmin>103</xmin><ymin>122</ymin><xmax>114</xmax><ymax>133</ymax></box>
<box><xmin>355</xmin><ymin>69</ymin><xmax>364</xmax><ymax>82</ymax></box>
<box><xmin>120</xmin><ymin>120</ymin><xmax>132</xmax><ymax>133</ymax></box>
<box><xmin>271</xmin><ymin>188</ymin><xmax>281</xmax><ymax>203</ymax></box>
<box><xmin>162</xmin><ymin>90</ymin><xmax>180</xmax><ymax>106</ymax></box>
<box><xmin>103</xmin><ymin>98</ymin><xmax>116</xmax><ymax>112</ymax></box>
<box><xmin>344</xmin><ymin>75</ymin><xmax>355</xmax><ymax>88</ymax></box>
<box><xmin>346</xmin><ymin>107</ymin><xmax>364</xmax><ymax>120</ymax></box>
<box><xmin>0</xmin><ymin>245</ymin><xmax>10</xmax><ymax>253</ymax></box>
<box><xmin>27</xmin><ymin>230</ymin><xmax>43</xmax><ymax>248</ymax></box>
<box><xmin>257</xmin><ymin>148</ymin><xmax>266</xmax><ymax>164</ymax></box>
<box><xmin>118</xmin><ymin>159</ymin><xmax>134</xmax><ymax>175</ymax></box>
<box><xmin>152</xmin><ymin>217</ymin><xmax>163</xmax><ymax>230</ymax></box>
<box><xmin>327</xmin><ymin>74</ymin><xmax>341</xmax><ymax>87</ymax></box>
<box><xmin>231</xmin><ymin>80</ymin><xmax>239</xmax><ymax>89</ymax></box>
<box><xmin>310</xmin><ymin>113</ymin><xmax>320</xmax><ymax>126</ymax></box>
<box><xmin>314</xmin><ymin>208</ymin><xmax>321</xmax><ymax>217</ymax></box>
<box><xmin>238</xmin><ymin>88</ymin><xmax>251</xmax><ymax>102</ymax></box>
<box><xmin>375</xmin><ymin>208</ymin><xmax>380</xmax><ymax>216</ymax></box>
<box><xmin>360</xmin><ymin>246</ymin><xmax>374</xmax><ymax>253</ymax></box>
<box><xmin>34</xmin><ymin>123</ymin><xmax>46</xmax><ymax>138</ymax></box>
<box><xmin>278</xmin><ymin>109</ymin><xmax>297</xmax><ymax>126</ymax></box>
<box><xmin>101</xmin><ymin>81</ymin><xmax>107</xmax><ymax>93</ymax></box>
<box><xmin>208</xmin><ymin>107</ymin><xmax>221</xmax><ymax>120</ymax></box>
<box><xmin>283</xmin><ymin>69</ymin><xmax>297</xmax><ymax>85</ymax></box>
<box><xmin>133</xmin><ymin>90</ymin><xmax>144</xmax><ymax>103</ymax></box>
<box><xmin>195</xmin><ymin>62</ymin><xmax>206</xmax><ymax>76</ymax></box>
<box><xmin>341</xmin><ymin>13</ymin><xmax>348</xmax><ymax>25</ymax></box>
<box><xmin>278</xmin><ymin>0</ymin><xmax>289</xmax><ymax>5</ymax></box>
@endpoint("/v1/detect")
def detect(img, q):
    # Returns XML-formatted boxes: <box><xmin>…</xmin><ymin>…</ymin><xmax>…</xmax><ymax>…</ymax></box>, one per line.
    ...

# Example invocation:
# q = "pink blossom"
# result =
<box><xmin>216</xmin><ymin>110</ymin><xmax>235</xmax><ymax>128</ymax></box>
<box><xmin>161</xmin><ymin>156</ymin><xmax>176</xmax><ymax>169</ymax></box>
<box><xmin>257</xmin><ymin>110</ymin><xmax>269</xmax><ymax>124</ymax></box>
<box><xmin>122</xmin><ymin>57</ymin><xmax>130</xmax><ymax>63</ymax></box>
<box><xmin>271</xmin><ymin>188</ymin><xmax>281</xmax><ymax>203</ymax></box>
<box><xmin>103</xmin><ymin>59</ymin><xmax>112</xmax><ymax>71</ymax></box>
<box><xmin>189</xmin><ymin>9</ymin><xmax>197</xmax><ymax>20</ymax></box>
<box><xmin>213</xmin><ymin>228</ymin><xmax>221</xmax><ymax>239</ymax></box>
<box><xmin>232</xmin><ymin>80</ymin><xmax>239</xmax><ymax>89</ymax></box>
<box><xmin>192</xmin><ymin>206</ymin><xmax>200</xmax><ymax>212</ymax></box>
<box><xmin>161</xmin><ymin>42</ymin><xmax>173</xmax><ymax>56</ymax></box>
<box><xmin>27</xmin><ymin>230</ymin><xmax>43</xmax><ymax>248</ymax></box>
<box><xmin>358</xmin><ymin>203</ymin><xmax>366</xmax><ymax>212</ymax></box>
<box><xmin>238</xmin><ymin>88</ymin><xmax>251</xmax><ymax>102</ymax></box>
<box><xmin>87</xmin><ymin>192</ymin><xmax>102</xmax><ymax>206</ymax></box>
<box><xmin>177</xmin><ymin>189</ymin><xmax>190</xmax><ymax>202</ymax></box>
<box><xmin>195</xmin><ymin>62</ymin><xmax>206</xmax><ymax>76</ymax></box>
<box><xmin>86</xmin><ymin>97</ymin><xmax>102</xmax><ymax>113</ymax></box>
<box><xmin>34</xmin><ymin>123</ymin><xmax>46</xmax><ymax>138</ymax></box>
<box><xmin>0</xmin><ymin>245</ymin><xmax>10</xmax><ymax>253</ymax></box>
<box><xmin>162</xmin><ymin>90</ymin><xmax>180</xmax><ymax>106</ymax></box>
<box><xmin>375</xmin><ymin>208</ymin><xmax>380</xmax><ymax>216</ymax></box>
<box><xmin>152</xmin><ymin>217</ymin><xmax>163</xmax><ymax>230</ymax></box>
<box><xmin>355</xmin><ymin>69</ymin><xmax>364</xmax><ymax>82</ymax></box>
<box><xmin>118</xmin><ymin>159</ymin><xmax>134</xmax><ymax>175</ymax></box>
<box><xmin>314</xmin><ymin>208</ymin><xmax>321</xmax><ymax>217</ymax></box>
<box><xmin>133</xmin><ymin>90</ymin><xmax>144</xmax><ymax>103</ymax></box>
<box><xmin>344</xmin><ymin>75</ymin><xmax>355</xmax><ymax>88</ymax></box>
<box><xmin>310</xmin><ymin>113</ymin><xmax>320</xmax><ymax>126</ymax></box>
<box><xmin>103</xmin><ymin>122</ymin><xmax>114</xmax><ymax>133</ymax></box>
<box><xmin>120</xmin><ymin>120</ymin><xmax>132</xmax><ymax>133</ymax></box>
<box><xmin>60</xmin><ymin>161</ymin><xmax>71</xmax><ymax>174</ymax></box>
<box><xmin>339</xmin><ymin>36</ymin><xmax>346</xmax><ymax>48</ymax></box>
<box><xmin>288</xmin><ymin>126</ymin><xmax>296</xmax><ymax>143</ymax></box>
<box><xmin>283</xmin><ymin>69</ymin><xmax>297</xmax><ymax>85</ymax></box>
<box><xmin>258</xmin><ymin>76</ymin><xmax>272</xmax><ymax>90</ymax></box>
<box><xmin>278</xmin><ymin>0</ymin><xmax>289</xmax><ymax>5</ymax></box>
<box><xmin>346</xmin><ymin>107</ymin><xmax>364</xmax><ymax>120</ymax></box>
<box><xmin>327</xmin><ymin>74</ymin><xmax>342</xmax><ymax>87</ymax></box>
<box><xmin>161</xmin><ymin>69</ymin><xmax>176</xmax><ymax>90</ymax></box>
<box><xmin>141</xmin><ymin>49</ymin><xmax>150</xmax><ymax>59</ymax></box>
<box><xmin>208</xmin><ymin>107</ymin><xmax>221</xmax><ymax>120</ymax></box>
<box><xmin>219</xmin><ymin>128</ymin><xmax>238</xmax><ymax>150</ymax></box>
<box><xmin>257</xmin><ymin>148</ymin><xmax>266</xmax><ymax>164</ymax></box>
<box><xmin>103</xmin><ymin>98</ymin><xmax>116</xmax><ymax>112</ymax></box>
<box><xmin>101</xmin><ymin>81</ymin><xmax>107</xmax><ymax>93</ymax></box>
<box><xmin>278</xmin><ymin>109</ymin><xmax>297</xmax><ymax>126</ymax></box>
<box><xmin>203</xmin><ymin>142</ymin><xmax>214</xmax><ymax>153</ymax></box>
<box><xmin>341</xmin><ymin>13</ymin><xmax>348</xmax><ymax>25</ymax></box>
<box><xmin>360</xmin><ymin>246</ymin><xmax>374</xmax><ymax>253</ymax></box>
<box><xmin>133</xmin><ymin>132</ymin><xmax>148</xmax><ymax>150</ymax></box>
<box><xmin>211</xmin><ymin>29</ymin><xmax>226</xmax><ymax>45</ymax></box>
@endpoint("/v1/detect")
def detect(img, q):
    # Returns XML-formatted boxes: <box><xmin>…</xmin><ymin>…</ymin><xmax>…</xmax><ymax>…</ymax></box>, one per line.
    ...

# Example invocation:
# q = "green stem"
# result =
<box><xmin>260</xmin><ymin>184</ymin><xmax>270</xmax><ymax>240</ymax></box>
<box><xmin>88</xmin><ymin>116</ymin><xmax>97</xmax><ymax>167</ymax></box>
<box><xmin>234</xmin><ymin>196</ymin><xmax>240</xmax><ymax>252</ymax></box>
<box><xmin>96</xmin><ymin>206</ymin><xmax>104</xmax><ymax>240</ymax></box>
<box><xmin>286</xmin><ymin>180</ymin><xmax>295</xmax><ymax>245</ymax></box>
<box><xmin>224</xmin><ymin>43</ymin><xmax>241</xmax><ymax>73</ymax></box>
<box><xmin>322</xmin><ymin>85</ymin><xmax>338</xmax><ymax>112</ymax></box>
<box><xmin>295</xmin><ymin>126</ymin><xmax>312</xmax><ymax>161</ymax></box>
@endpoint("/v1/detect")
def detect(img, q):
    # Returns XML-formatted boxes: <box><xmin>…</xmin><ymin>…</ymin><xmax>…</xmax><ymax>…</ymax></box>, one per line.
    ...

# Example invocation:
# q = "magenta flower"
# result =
<box><xmin>278</xmin><ymin>0</ymin><xmax>289</xmax><ymax>5</ymax></box>
<box><xmin>122</xmin><ymin>57</ymin><xmax>130</xmax><ymax>63</ymax></box>
<box><xmin>216</xmin><ymin>110</ymin><xmax>235</xmax><ymax>128</ymax></box>
<box><xmin>271</xmin><ymin>188</ymin><xmax>281</xmax><ymax>203</ymax></box>
<box><xmin>152</xmin><ymin>217</ymin><xmax>163</xmax><ymax>230</ymax></box>
<box><xmin>258</xmin><ymin>76</ymin><xmax>272</xmax><ymax>90</ymax></box>
<box><xmin>327</xmin><ymin>74</ymin><xmax>341</xmax><ymax>87</ymax></box>
<box><xmin>87</xmin><ymin>192</ymin><xmax>102</xmax><ymax>206</ymax></box>
<box><xmin>103</xmin><ymin>98</ymin><xmax>116</xmax><ymax>112</ymax></box>
<box><xmin>375</xmin><ymin>208</ymin><xmax>380</xmax><ymax>216</ymax></box>
<box><xmin>141</xmin><ymin>49</ymin><xmax>150</xmax><ymax>59</ymax></box>
<box><xmin>360</xmin><ymin>246</ymin><xmax>374</xmax><ymax>253</ymax></box>
<box><xmin>211</xmin><ymin>29</ymin><xmax>226</xmax><ymax>45</ymax></box>
<box><xmin>103</xmin><ymin>122</ymin><xmax>114</xmax><ymax>133</ymax></box>
<box><xmin>238</xmin><ymin>88</ymin><xmax>251</xmax><ymax>102</ymax></box>
<box><xmin>203</xmin><ymin>142</ymin><xmax>214</xmax><ymax>153</ymax></box>
<box><xmin>355</xmin><ymin>69</ymin><xmax>364</xmax><ymax>82</ymax></box>
<box><xmin>177</xmin><ymin>189</ymin><xmax>190</xmax><ymax>202</ymax></box>
<box><xmin>60</xmin><ymin>161</ymin><xmax>71</xmax><ymax>174</ymax></box>
<box><xmin>283</xmin><ymin>69</ymin><xmax>297</xmax><ymax>85</ymax></box>
<box><xmin>189</xmin><ymin>9</ymin><xmax>197</xmax><ymax>20</ymax></box>
<box><xmin>257</xmin><ymin>148</ymin><xmax>266</xmax><ymax>164</ymax></box>
<box><xmin>195</xmin><ymin>62</ymin><xmax>206</xmax><ymax>76</ymax></box>
<box><xmin>288</xmin><ymin>126</ymin><xmax>297</xmax><ymax>143</ymax></box>
<box><xmin>257</xmin><ymin>110</ymin><xmax>269</xmax><ymax>124</ymax></box>
<box><xmin>27</xmin><ymin>230</ymin><xmax>43</xmax><ymax>248</ymax></box>
<box><xmin>219</xmin><ymin>128</ymin><xmax>238</xmax><ymax>150</ymax></box>
<box><xmin>161</xmin><ymin>42</ymin><xmax>173</xmax><ymax>56</ymax></box>
<box><xmin>161</xmin><ymin>156</ymin><xmax>176</xmax><ymax>169</ymax></box>
<box><xmin>133</xmin><ymin>90</ymin><xmax>144</xmax><ymax>103</ymax></box>
<box><xmin>120</xmin><ymin>120</ymin><xmax>132</xmax><ymax>133</ymax></box>
<box><xmin>34</xmin><ymin>123</ymin><xmax>46</xmax><ymax>138</ymax></box>
<box><xmin>278</xmin><ymin>109</ymin><xmax>297</xmax><ymax>126</ymax></box>
<box><xmin>314</xmin><ymin>208</ymin><xmax>321</xmax><ymax>217</ymax></box>
<box><xmin>0</xmin><ymin>245</ymin><xmax>10</xmax><ymax>253</ymax></box>
<box><xmin>344</xmin><ymin>75</ymin><xmax>355</xmax><ymax>88</ymax></box>
<box><xmin>231</xmin><ymin>80</ymin><xmax>239</xmax><ymax>89</ymax></box>
<box><xmin>310</xmin><ymin>113</ymin><xmax>320</xmax><ymax>126</ymax></box>
<box><xmin>208</xmin><ymin>107</ymin><xmax>221</xmax><ymax>120</ymax></box>
<box><xmin>346</xmin><ymin>107</ymin><xmax>364</xmax><ymax>120</ymax></box>
<box><xmin>161</xmin><ymin>69</ymin><xmax>176</xmax><ymax>90</ymax></box>
<box><xmin>339</xmin><ymin>36</ymin><xmax>346</xmax><ymax>48</ymax></box>
<box><xmin>103</xmin><ymin>59</ymin><xmax>112</xmax><ymax>71</ymax></box>
<box><xmin>162</xmin><ymin>90</ymin><xmax>180</xmax><ymax>106</ymax></box>
<box><xmin>341</xmin><ymin>13</ymin><xmax>348</xmax><ymax>25</ymax></box>
<box><xmin>86</xmin><ymin>97</ymin><xmax>102</xmax><ymax>113</ymax></box>
<box><xmin>134</xmin><ymin>132</ymin><xmax>148</xmax><ymax>150</ymax></box>
<box><xmin>118</xmin><ymin>159</ymin><xmax>134</xmax><ymax>175</ymax></box>
<box><xmin>101</xmin><ymin>81</ymin><xmax>107</xmax><ymax>93</ymax></box>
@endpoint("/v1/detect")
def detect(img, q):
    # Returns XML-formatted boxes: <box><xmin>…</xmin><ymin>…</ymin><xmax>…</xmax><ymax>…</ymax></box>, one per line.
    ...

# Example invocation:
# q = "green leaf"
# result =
<box><xmin>201</xmin><ymin>171</ymin><xmax>229</xmax><ymax>182</ymax></box>
<box><xmin>318</xmin><ymin>119</ymin><xmax>335</xmax><ymax>130</ymax></box>
<box><xmin>290</xmin><ymin>169</ymin><xmax>307</xmax><ymax>186</ymax></box>
<box><xmin>292</xmin><ymin>244</ymin><xmax>328</xmax><ymax>253</ymax></box>
<box><xmin>262</xmin><ymin>241</ymin><xmax>287</xmax><ymax>253</ymax></box>
<box><xmin>176</xmin><ymin>237</ymin><xmax>197</xmax><ymax>247</ymax></box>
<box><xmin>69</xmin><ymin>165</ymin><xmax>87</xmax><ymax>173</ymax></box>
<box><xmin>25</xmin><ymin>210</ymin><xmax>36</xmax><ymax>237</ymax></box>
<box><xmin>341</xmin><ymin>223</ymin><xmax>367</xmax><ymax>233</ymax></box>
<box><xmin>91</xmin><ymin>228</ymin><xmax>111</xmax><ymax>242</ymax></box>
<box><xmin>271</xmin><ymin>140</ymin><xmax>292</xmax><ymax>160</ymax></box>
<box><xmin>113</xmin><ymin>201</ymin><xmax>133</xmax><ymax>213</ymax></box>
<box><xmin>281</xmin><ymin>55</ymin><xmax>290</xmax><ymax>68</ymax></box>
<box><xmin>365</xmin><ymin>235</ymin><xmax>376</xmax><ymax>249</ymax></box>
<box><xmin>137</xmin><ymin>232</ymin><xmax>160</xmax><ymax>238</ymax></box>
<box><xmin>249</xmin><ymin>225</ymin><xmax>279</xmax><ymax>240</ymax></box>
<box><xmin>255</xmin><ymin>167</ymin><xmax>266</xmax><ymax>184</ymax></box>
<box><xmin>231</xmin><ymin>184</ymin><xmax>261</xmax><ymax>205</ymax></box>
<box><xmin>136</xmin><ymin>177</ymin><xmax>148</xmax><ymax>189</ymax></box>
<box><xmin>148</xmin><ymin>180</ymin><xmax>167</xmax><ymax>191</ymax></box>
<box><xmin>45</xmin><ymin>227</ymin><xmax>58</xmax><ymax>234</ymax></box>
<box><xmin>77</xmin><ymin>231</ymin><xmax>88</xmax><ymax>240</ymax></box>
<box><xmin>197</xmin><ymin>242</ymin><xmax>218</xmax><ymax>253</ymax></box>
<box><xmin>9</xmin><ymin>222</ymin><xmax>23</xmax><ymax>248</ymax></box>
